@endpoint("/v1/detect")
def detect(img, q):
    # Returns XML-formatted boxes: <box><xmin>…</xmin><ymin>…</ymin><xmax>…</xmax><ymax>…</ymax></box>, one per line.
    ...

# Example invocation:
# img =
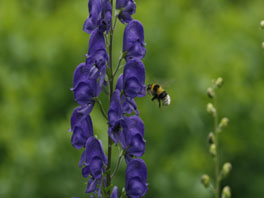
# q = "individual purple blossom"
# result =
<box><xmin>123</xmin><ymin>59</ymin><xmax>146</xmax><ymax>98</ymax></box>
<box><xmin>83</xmin><ymin>0</ymin><xmax>112</xmax><ymax>33</ymax></box>
<box><xmin>70</xmin><ymin>104</ymin><xmax>94</xmax><ymax>149</ymax></box>
<box><xmin>116</xmin><ymin>74</ymin><xmax>138</xmax><ymax>115</ymax></box>
<box><xmin>126</xmin><ymin>159</ymin><xmax>148</xmax><ymax>198</ymax></box>
<box><xmin>116</xmin><ymin>0</ymin><xmax>136</xmax><ymax>24</ymax></box>
<box><xmin>123</xmin><ymin>20</ymin><xmax>146</xmax><ymax>60</ymax></box>
<box><xmin>72</xmin><ymin>30</ymin><xmax>108</xmax><ymax>105</ymax></box>
<box><xmin>79</xmin><ymin>136</ymin><xmax>107</xmax><ymax>194</ymax></box>
<box><xmin>86</xmin><ymin>29</ymin><xmax>109</xmax><ymax>68</ymax></box>
<box><xmin>111</xmin><ymin>186</ymin><xmax>119</xmax><ymax>198</ymax></box>
<box><xmin>122</xmin><ymin>116</ymin><xmax>145</xmax><ymax>162</ymax></box>
<box><xmin>108</xmin><ymin>89</ymin><xmax>126</xmax><ymax>145</ymax></box>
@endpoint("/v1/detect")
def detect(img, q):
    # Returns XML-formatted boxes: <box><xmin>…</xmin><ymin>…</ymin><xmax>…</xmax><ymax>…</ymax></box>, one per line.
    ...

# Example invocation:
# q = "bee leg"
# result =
<box><xmin>158</xmin><ymin>99</ymin><xmax>161</xmax><ymax>108</ymax></box>
<box><xmin>151</xmin><ymin>95</ymin><xmax>157</xmax><ymax>101</ymax></box>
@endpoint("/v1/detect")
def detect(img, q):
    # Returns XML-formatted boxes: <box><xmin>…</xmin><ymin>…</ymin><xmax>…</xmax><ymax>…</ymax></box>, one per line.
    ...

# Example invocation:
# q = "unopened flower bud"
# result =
<box><xmin>207</xmin><ymin>103</ymin><xmax>216</xmax><ymax>114</ymax></box>
<box><xmin>222</xmin><ymin>186</ymin><xmax>231</xmax><ymax>198</ymax></box>
<box><xmin>201</xmin><ymin>174</ymin><xmax>210</xmax><ymax>188</ymax></box>
<box><xmin>222</xmin><ymin>162</ymin><xmax>232</xmax><ymax>177</ymax></box>
<box><xmin>208</xmin><ymin>132</ymin><xmax>215</xmax><ymax>145</ymax></box>
<box><xmin>215</xmin><ymin>77</ymin><xmax>224</xmax><ymax>88</ymax></box>
<box><xmin>261</xmin><ymin>20</ymin><xmax>264</xmax><ymax>29</ymax></box>
<box><xmin>207</xmin><ymin>87</ymin><xmax>215</xmax><ymax>98</ymax></box>
<box><xmin>209</xmin><ymin>144</ymin><xmax>216</xmax><ymax>156</ymax></box>
<box><xmin>219</xmin><ymin>117</ymin><xmax>229</xmax><ymax>129</ymax></box>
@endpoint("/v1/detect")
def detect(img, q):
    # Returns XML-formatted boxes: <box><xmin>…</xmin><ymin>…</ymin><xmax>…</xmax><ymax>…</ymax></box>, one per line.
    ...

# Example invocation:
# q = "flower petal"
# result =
<box><xmin>123</xmin><ymin>20</ymin><xmax>146</xmax><ymax>59</ymax></box>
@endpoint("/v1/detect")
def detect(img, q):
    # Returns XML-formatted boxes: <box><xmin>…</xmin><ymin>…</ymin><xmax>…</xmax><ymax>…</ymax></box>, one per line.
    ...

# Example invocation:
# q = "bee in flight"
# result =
<box><xmin>147</xmin><ymin>83</ymin><xmax>171</xmax><ymax>107</ymax></box>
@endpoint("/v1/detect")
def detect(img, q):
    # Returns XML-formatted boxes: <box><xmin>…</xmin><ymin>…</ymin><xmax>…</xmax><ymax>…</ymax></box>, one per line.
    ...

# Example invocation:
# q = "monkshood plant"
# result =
<box><xmin>70</xmin><ymin>0</ymin><xmax>147</xmax><ymax>197</ymax></box>
<box><xmin>201</xmin><ymin>78</ymin><xmax>232</xmax><ymax>198</ymax></box>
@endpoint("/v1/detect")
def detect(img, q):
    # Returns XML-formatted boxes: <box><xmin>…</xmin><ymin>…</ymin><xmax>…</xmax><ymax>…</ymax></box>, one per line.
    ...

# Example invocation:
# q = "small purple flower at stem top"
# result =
<box><xmin>116</xmin><ymin>0</ymin><xmax>136</xmax><ymax>24</ymax></box>
<box><xmin>126</xmin><ymin>159</ymin><xmax>148</xmax><ymax>198</ymax></box>
<box><xmin>111</xmin><ymin>186</ymin><xmax>119</xmax><ymax>198</ymax></box>
<box><xmin>123</xmin><ymin>20</ymin><xmax>146</xmax><ymax>60</ymax></box>
<box><xmin>83</xmin><ymin>0</ymin><xmax>112</xmax><ymax>33</ymax></box>
<box><xmin>70</xmin><ymin>104</ymin><xmax>94</xmax><ymax>149</ymax></box>
<box><xmin>123</xmin><ymin>59</ymin><xmax>146</xmax><ymax>98</ymax></box>
<box><xmin>79</xmin><ymin>136</ymin><xmax>107</xmax><ymax>194</ymax></box>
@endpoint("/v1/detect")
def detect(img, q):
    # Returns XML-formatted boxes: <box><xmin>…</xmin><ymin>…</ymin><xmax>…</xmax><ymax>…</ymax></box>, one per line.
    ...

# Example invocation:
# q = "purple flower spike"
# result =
<box><xmin>83</xmin><ymin>0</ymin><xmax>112</xmax><ymax>34</ymax></box>
<box><xmin>123</xmin><ymin>20</ymin><xmax>146</xmax><ymax>60</ymax></box>
<box><xmin>126</xmin><ymin>159</ymin><xmax>148</xmax><ymax>198</ymax></box>
<box><xmin>70</xmin><ymin>104</ymin><xmax>94</xmax><ymax>149</ymax></box>
<box><xmin>116</xmin><ymin>0</ymin><xmax>136</xmax><ymax>24</ymax></box>
<box><xmin>111</xmin><ymin>186</ymin><xmax>118</xmax><ymax>198</ymax></box>
<box><xmin>123</xmin><ymin>59</ymin><xmax>146</xmax><ymax>98</ymax></box>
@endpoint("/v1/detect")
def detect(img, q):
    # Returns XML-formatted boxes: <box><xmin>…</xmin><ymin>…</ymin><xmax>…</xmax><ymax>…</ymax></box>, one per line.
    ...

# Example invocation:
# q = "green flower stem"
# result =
<box><xmin>113</xmin><ymin>53</ymin><xmax>124</xmax><ymax>77</ymax></box>
<box><xmin>106</xmin><ymin>0</ymin><xmax>115</xmax><ymax>195</ymax></box>
<box><xmin>213</xmin><ymin>94</ymin><xmax>220</xmax><ymax>198</ymax></box>
<box><xmin>95</xmin><ymin>98</ymin><xmax>108</xmax><ymax>120</ymax></box>
<box><xmin>111</xmin><ymin>149</ymin><xmax>125</xmax><ymax>178</ymax></box>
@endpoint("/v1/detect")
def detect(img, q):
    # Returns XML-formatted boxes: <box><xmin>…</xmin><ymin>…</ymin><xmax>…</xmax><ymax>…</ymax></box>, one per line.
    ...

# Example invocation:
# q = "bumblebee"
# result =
<box><xmin>147</xmin><ymin>84</ymin><xmax>171</xmax><ymax>107</ymax></box>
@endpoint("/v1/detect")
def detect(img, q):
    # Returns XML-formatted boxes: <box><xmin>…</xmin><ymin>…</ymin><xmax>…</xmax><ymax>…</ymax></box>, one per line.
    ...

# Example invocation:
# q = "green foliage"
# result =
<box><xmin>1</xmin><ymin>0</ymin><xmax>264</xmax><ymax>197</ymax></box>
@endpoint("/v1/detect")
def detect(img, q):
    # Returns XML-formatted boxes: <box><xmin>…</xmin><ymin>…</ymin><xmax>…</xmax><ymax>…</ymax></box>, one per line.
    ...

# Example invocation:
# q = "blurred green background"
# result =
<box><xmin>1</xmin><ymin>0</ymin><xmax>264</xmax><ymax>197</ymax></box>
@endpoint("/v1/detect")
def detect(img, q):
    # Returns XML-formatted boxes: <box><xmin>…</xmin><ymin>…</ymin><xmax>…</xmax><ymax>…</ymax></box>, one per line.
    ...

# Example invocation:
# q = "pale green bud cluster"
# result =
<box><xmin>201</xmin><ymin>174</ymin><xmax>210</xmax><ymax>188</ymax></box>
<box><xmin>261</xmin><ymin>21</ymin><xmax>264</xmax><ymax>48</ymax></box>
<box><xmin>261</xmin><ymin>20</ymin><xmax>264</xmax><ymax>29</ymax></box>
<box><xmin>207</xmin><ymin>103</ymin><xmax>216</xmax><ymax>115</ymax></box>
<box><xmin>203</xmin><ymin>77</ymin><xmax>233</xmax><ymax>198</ymax></box>
<box><xmin>222</xmin><ymin>162</ymin><xmax>232</xmax><ymax>177</ymax></box>
<box><xmin>215</xmin><ymin>77</ymin><xmax>224</xmax><ymax>88</ymax></box>
<box><xmin>222</xmin><ymin>186</ymin><xmax>231</xmax><ymax>198</ymax></box>
<box><xmin>209</xmin><ymin>144</ymin><xmax>216</xmax><ymax>156</ymax></box>
<box><xmin>208</xmin><ymin>132</ymin><xmax>215</xmax><ymax>144</ymax></box>
<box><xmin>207</xmin><ymin>87</ymin><xmax>215</xmax><ymax>98</ymax></box>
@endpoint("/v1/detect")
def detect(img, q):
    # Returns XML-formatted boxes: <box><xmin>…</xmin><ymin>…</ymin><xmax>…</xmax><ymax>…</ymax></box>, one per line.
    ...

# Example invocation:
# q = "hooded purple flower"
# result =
<box><xmin>70</xmin><ymin>104</ymin><xmax>94</xmax><ymax>149</ymax></box>
<box><xmin>122</xmin><ymin>116</ymin><xmax>145</xmax><ymax>162</ymax></box>
<box><xmin>111</xmin><ymin>186</ymin><xmax>119</xmax><ymax>198</ymax></box>
<box><xmin>116</xmin><ymin>74</ymin><xmax>138</xmax><ymax>115</ymax></box>
<box><xmin>108</xmin><ymin>90</ymin><xmax>126</xmax><ymax>145</ymax></box>
<box><xmin>123</xmin><ymin>20</ymin><xmax>146</xmax><ymax>60</ymax></box>
<box><xmin>123</xmin><ymin>59</ymin><xmax>146</xmax><ymax>98</ymax></box>
<box><xmin>86</xmin><ymin>29</ymin><xmax>109</xmax><ymax>68</ymax></box>
<box><xmin>116</xmin><ymin>0</ymin><xmax>136</xmax><ymax>24</ymax></box>
<box><xmin>72</xmin><ymin>30</ymin><xmax>108</xmax><ymax>105</ymax></box>
<box><xmin>86</xmin><ymin>29</ymin><xmax>108</xmax><ymax>95</ymax></box>
<box><xmin>126</xmin><ymin>159</ymin><xmax>148</xmax><ymax>198</ymax></box>
<box><xmin>72</xmin><ymin>63</ymin><xmax>98</xmax><ymax>105</ymax></box>
<box><xmin>83</xmin><ymin>0</ymin><xmax>112</xmax><ymax>34</ymax></box>
<box><xmin>79</xmin><ymin>136</ymin><xmax>107</xmax><ymax>194</ymax></box>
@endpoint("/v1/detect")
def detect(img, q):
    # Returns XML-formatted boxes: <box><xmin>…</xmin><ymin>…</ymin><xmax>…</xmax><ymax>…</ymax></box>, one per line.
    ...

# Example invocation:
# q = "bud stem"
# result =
<box><xmin>213</xmin><ymin>94</ymin><xmax>220</xmax><ymax>198</ymax></box>
<box><xmin>106</xmin><ymin>0</ymin><xmax>115</xmax><ymax>195</ymax></box>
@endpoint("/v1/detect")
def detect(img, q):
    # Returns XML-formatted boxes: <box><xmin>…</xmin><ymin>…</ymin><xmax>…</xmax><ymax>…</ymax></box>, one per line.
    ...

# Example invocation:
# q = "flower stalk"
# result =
<box><xmin>202</xmin><ymin>77</ymin><xmax>232</xmax><ymax>198</ymax></box>
<box><xmin>70</xmin><ymin>0</ymin><xmax>148</xmax><ymax>197</ymax></box>
<box><xmin>106</xmin><ymin>0</ymin><xmax>115</xmax><ymax>192</ymax></box>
